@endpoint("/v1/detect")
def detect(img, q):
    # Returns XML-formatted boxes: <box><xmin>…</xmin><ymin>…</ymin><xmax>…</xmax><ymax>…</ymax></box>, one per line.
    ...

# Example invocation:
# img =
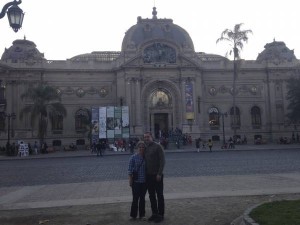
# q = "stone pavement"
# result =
<box><xmin>1</xmin><ymin>142</ymin><xmax>300</xmax><ymax>160</ymax></box>
<box><xmin>0</xmin><ymin>143</ymin><xmax>300</xmax><ymax>224</ymax></box>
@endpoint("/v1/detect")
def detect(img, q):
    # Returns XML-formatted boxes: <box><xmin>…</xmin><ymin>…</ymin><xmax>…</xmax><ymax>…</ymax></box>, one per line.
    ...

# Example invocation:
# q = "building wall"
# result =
<box><xmin>1</xmin><ymin>46</ymin><xmax>299</xmax><ymax>147</ymax></box>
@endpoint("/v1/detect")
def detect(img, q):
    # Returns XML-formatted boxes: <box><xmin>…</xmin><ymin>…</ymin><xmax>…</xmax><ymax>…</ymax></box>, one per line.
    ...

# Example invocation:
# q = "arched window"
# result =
<box><xmin>150</xmin><ymin>90</ymin><xmax>171</xmax><ymax>107</ymax></box>
<box><xmin>251</xmin><ymin>106</ymin><xmax>261</xmax><ymax>128</ymax></box>
<box><xmin>75</xmin><ymin>109</ymin><xmax>90</xmax><ymax>131</ymax></box>
<box><xmin>230</xmin><ymin>106</ymin><xmax>241</xmax><ymax>128</ymax></box>
<box><xmin>208</xmin><ymin>107</ymin><xmax>220</xmax><ymax>127</ymax></box>
<box><xmin>51</xmin><ymin>112</ymin><xmax>63</xmax><ymax>131</ymax></box>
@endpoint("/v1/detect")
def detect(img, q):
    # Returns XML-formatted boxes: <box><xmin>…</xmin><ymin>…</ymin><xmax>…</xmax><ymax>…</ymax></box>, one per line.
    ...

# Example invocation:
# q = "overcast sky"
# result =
<box><xmin>0</xmin><ymin>0</ymin><xmax>299</xmax><ymax>60</ymax></box>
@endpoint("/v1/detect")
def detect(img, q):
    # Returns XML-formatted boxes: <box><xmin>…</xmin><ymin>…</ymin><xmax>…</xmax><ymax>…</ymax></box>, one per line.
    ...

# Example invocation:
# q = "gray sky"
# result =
<box><xmin>0</xmin><ymin>0</ymin><xmax>299</xmax><ymax>60</ymax></box>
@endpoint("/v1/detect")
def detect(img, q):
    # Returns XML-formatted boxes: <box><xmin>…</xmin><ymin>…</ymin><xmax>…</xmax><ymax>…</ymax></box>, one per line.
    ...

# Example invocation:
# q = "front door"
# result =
<box><xmin>154</xmin><ymin>113</ymin><xmax>168</xmax><ymax>139</ymax></box>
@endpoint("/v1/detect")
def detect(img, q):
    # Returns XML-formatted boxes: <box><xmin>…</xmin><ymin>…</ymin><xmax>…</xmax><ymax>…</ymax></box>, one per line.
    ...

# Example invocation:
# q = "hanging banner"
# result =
<box><xmin>106</xmin><ymin>106</ymin><xmax>115</xmax><ymax>138</ymax></box>
<box><xmin>114</xmin><ymin>107</ymin><xmax>122</xmax><ymax>138</ymax></box>
<box><xmin>122</xmin><ymin>106</ymin><xmax>130</xmax><ymax>138</ymax></box>
<box><xmin>91</xmin><ymin>106</ymin><xmax>130</xmax><ymax>140</ymax></box>
<box><xmin>91</xmin><ymin>107</ymin><xmax>99</xmax><ymax>143</ymax></box>
<box><xmin>185</xmin><ymin>82</ymin><xmax>194</xmax><ymax>119</ymax></box>
<box><xmin>99</xmin><ymin>107</ymin><xmax>107</xmax><ymax>139</ymax></box>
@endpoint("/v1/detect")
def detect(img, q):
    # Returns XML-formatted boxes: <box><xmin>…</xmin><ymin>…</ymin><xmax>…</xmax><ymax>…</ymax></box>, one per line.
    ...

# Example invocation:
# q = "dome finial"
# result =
<box><xmin>152</xmin><ymin>7</ymin><xmax>157</xmax><ymax>19</ymax></box>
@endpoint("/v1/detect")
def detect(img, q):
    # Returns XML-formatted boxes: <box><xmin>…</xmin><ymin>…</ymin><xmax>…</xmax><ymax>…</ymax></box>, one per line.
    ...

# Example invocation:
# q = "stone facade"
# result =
<box><xmin>0</xmin><ymin>8</ymin><xmax>300</xmax><ymax>147</ymax></box>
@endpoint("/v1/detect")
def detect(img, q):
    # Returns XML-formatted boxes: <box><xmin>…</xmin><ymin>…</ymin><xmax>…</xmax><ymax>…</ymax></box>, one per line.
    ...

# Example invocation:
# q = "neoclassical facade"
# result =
<box><xmin>1</xmin><ymin>7</ymin><xmax>300</xmax><ymax>147</ymax></box>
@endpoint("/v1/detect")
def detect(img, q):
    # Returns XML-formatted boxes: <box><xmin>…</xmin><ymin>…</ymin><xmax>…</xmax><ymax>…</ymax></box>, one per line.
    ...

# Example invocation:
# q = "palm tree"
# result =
<box><xmin>216</xmin><ymin>23</ymin><xmax>252</xmax><ymax>136</ymax></box>
<box><xmin>19</xmin><ymin>84</ymin><xmax>67</xmax><ymax>146</ymax></box>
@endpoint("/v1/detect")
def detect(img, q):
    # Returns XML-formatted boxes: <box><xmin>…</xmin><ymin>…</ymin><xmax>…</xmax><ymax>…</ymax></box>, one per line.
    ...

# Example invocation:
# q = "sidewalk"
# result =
<box><xmin>0</xmin><ymin>143</ymin><xmax>299</xmax><ymax>224</ymax></box>
<box><xmin>0</xmin><ymin>172</ymin><xmax>300</xmax><ymax>224</ymax></box>
<box><xmin>1</xmin><ymin>143</ymin><xmax>300</xmax><ymax>160</ymax></box>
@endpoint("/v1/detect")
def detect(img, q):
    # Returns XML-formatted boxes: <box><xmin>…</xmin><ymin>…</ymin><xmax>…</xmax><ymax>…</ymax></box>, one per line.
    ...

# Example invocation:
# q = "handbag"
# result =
<box><xmin>132</xmin><ymin>158</ymin><xmax>144</xmax><ymax>181</ymax></box>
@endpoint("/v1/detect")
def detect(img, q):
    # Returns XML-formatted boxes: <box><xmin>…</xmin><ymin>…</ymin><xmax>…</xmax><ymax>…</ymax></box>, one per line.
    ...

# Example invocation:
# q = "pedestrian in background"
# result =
<box><xmin>144</xmin><ymin>132</ymin><xmax>165</xmax><ymax>223</ymax></box>
<box><xmin>128</xmin><ymin>141</ymin><xmax>147</xmax><ymax>221</ymax></box>
<box><xmin>195</xmin><ymin>138</ymin><xmax>201</xmax><ymax>152</ymax></box>
<box><xmin>208</xmin><ymin>139</ymin><xmax>213</xmax><ymax>152</ymax></box>
<box><xmin>34</xmin><ymin>141</ymin><xmax>38</xmax><ymax>155</ymax></box>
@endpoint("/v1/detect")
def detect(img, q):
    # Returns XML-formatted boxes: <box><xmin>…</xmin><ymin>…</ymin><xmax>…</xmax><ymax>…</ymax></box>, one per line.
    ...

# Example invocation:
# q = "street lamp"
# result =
<box><xmin>3</xmin><ymin>113</ymin><xmax>16</xmax><ymax>146</ymax></box>
<box><xmin>0</xmin><ymin>0</ymin><xmax>24</xmax><ymax>32</ymax></box>
<box><xmin>219</xmin><ymin>112</ymin><xmax>228</xmax><ymax>145</ymax></box>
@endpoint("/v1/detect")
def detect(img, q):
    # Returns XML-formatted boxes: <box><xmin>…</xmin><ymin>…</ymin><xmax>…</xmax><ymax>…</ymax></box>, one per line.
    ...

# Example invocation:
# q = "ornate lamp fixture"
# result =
<box><xmin>0</xmin><ymin>0</ymin><xmax>24</xmax><ymax>32</ymax></box>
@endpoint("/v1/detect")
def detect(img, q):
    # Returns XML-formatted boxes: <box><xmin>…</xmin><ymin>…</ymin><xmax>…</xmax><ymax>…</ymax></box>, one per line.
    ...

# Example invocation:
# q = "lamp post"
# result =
<box><xmin>4</xmin><ymin>113</ymin><xmax>16</xmax><ymax>146</ymax></box>
<box><xmin>219</xmin><ymin>112</ymin><xmax>228</xmax><ymax>145</ymax></box>
<box><xmin>0</xmin><ymin>0</ymin><xmax>24</xmax><ymax>32</ymax></box>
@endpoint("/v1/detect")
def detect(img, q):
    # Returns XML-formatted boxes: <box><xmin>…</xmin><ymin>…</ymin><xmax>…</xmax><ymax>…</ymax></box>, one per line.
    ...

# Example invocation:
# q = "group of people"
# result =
<box><xmin>127</xmin><ymin>132</ymin><xmax>165</xmax><ymax>223</ymax></box>
<box><xmin>91</xmin><ymin>139</ymin><xmax>107</xmax><ymax>156</ymax></box>
<box><xmin>195</xmin><ymin>138</ymin><xmax>213</xmax><ymax>152</ymax></box>
<box><xmin>4</xmin><ymin>141</ymin><xmax>44</xmax><ymax>156</ymax></box>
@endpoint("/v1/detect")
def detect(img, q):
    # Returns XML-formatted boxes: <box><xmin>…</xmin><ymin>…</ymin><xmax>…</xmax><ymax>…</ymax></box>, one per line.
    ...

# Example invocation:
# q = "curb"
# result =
<box><xmin>0</xmin><ymin>145</ymin><xmax>299</xmax><ymax>161</ymax></box>
<box><xmin>242</xmin><ymin>202</ymin><xmax>263</xmax><ymax>225</ymax></box>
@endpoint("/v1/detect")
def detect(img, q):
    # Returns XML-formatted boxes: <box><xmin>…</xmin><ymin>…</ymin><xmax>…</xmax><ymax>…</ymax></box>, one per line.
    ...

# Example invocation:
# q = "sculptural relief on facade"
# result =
<box><xmin>208</xmin><ymin>85</ymin><xmax>260</xmax><ymax>96</ymax></box>
<box><xmin>151</xmin><ymin>90</ymin><xmax>171</xmax><ymax>107</ymax></box>
<box><xmin>76</xmin><ymin>88</ymin><xmax>85</xmax><ymax>98</ymax></box>
<box><xmin>143</xmin><ymin>43</ymin><xmax>176</xmax><ymax>64</ymax></box>
<box><xmin>99</xmin><ymin>87</ymin><xmax>108</xmax><ymax>97</ymax></box>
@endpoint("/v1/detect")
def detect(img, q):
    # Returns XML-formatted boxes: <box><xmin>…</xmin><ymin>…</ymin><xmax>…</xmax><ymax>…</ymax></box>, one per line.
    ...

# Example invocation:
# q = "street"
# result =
<box><xmin>1</xmin><ymin>148</ymin><xmax>300</xmax><ymax>187</ymax></box>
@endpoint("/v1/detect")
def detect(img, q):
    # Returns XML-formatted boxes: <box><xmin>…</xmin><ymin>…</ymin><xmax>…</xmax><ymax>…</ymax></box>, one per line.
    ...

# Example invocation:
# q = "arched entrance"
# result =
<box><xmin>141</xmin><ymin>81</ymin><xmax>181</xmax><ymax>137</ymax></box>
<box><xmin>149</xmin><ymin>90</ymin><xmax>172</xmax><ymax>138</ymax></box>
<box><xmin>153</xmin><ymin>113</ymin><xmax>168</xmax><ymax>138</ymax></box>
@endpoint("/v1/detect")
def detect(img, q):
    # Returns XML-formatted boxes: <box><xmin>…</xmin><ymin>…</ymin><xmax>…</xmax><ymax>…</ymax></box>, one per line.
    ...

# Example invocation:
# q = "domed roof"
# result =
<box><xmin>1</xmin><ymin>38</ymin><xmax>45</xmax><ymax>62</ymax></box>
<box><xmin>121</xmin><ymin>7</ymin><xmax>194</xmax><ymax>52</ymax></box>
<box><xmin>256</xmin><ymin>40</ymin><xmax>296</xmax><ymax>63</ymax></box>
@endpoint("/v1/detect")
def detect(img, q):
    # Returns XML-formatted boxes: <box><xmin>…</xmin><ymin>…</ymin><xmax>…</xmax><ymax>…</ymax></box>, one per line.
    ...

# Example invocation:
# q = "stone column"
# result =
<box><xmin>130</xmin><ymin>78</ymin><xmax>136</xmax><ymax>131</ymax></box>
<box><xmin>180</xmin><ymin>78</ymin><xmax>186</xmax><ymax>127</ymax></box>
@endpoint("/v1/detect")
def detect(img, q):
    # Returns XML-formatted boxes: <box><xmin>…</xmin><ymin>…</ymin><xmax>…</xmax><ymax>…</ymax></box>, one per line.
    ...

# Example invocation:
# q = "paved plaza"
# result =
<box><xmin>0</xmin><ymin>144</ymin><xmax>300</xmax><ymax>224</ymax></box>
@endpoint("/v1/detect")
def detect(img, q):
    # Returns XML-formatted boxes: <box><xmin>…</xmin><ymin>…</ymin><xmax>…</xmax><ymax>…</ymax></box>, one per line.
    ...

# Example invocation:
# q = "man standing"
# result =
<box><xmin>143</xmin><ymin>132</ymin><xmax>165</xmax><ymax>223</ymax></box>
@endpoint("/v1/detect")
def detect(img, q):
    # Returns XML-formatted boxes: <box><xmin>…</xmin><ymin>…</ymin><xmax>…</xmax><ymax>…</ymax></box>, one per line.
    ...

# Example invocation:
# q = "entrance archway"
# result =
<box><xmin>154</xmin><ymin>113</ymin><xmax>168</xmax><ymax>138</ymax></box>
<box><xmin>141</xmin><ymin>80</ymin><xmax>182</xmax><ymax>135</ymax></box>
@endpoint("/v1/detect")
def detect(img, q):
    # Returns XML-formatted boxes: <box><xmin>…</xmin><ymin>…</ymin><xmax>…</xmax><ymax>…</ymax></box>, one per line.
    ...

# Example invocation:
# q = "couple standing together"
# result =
<box><xmin>128</xmin><ymin>132</ymin><xmax>165</xmax><ymax>223</ymax></box>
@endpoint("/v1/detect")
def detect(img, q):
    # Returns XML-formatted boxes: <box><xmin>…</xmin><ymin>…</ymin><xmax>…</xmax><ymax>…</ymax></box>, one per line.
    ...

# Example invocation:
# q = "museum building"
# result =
<box><xmin>0</xmin><ymin>7</ymin><xmax>299</xmax><ymax>148</ymax></box>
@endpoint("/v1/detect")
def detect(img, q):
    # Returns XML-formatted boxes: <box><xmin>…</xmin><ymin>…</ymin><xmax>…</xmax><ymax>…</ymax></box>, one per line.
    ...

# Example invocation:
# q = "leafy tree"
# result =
<box><xmin>286</xmin><ymin>77</ymin><xmax>300</xmax><ymax>123</ymax></box>
<box><xmin>216</xmin><ymin>23</ymin><xmax>252</xmax><ymax>135</ymax></box>
<box><xmin>19</xmin><ymin>84</ymin><xmax>67</xmax><ymax>145</ymax></box>
<box><xmin>77</xmin><ymin>109</ymin><xmax>92</xmax><ymax>144</ymax></box>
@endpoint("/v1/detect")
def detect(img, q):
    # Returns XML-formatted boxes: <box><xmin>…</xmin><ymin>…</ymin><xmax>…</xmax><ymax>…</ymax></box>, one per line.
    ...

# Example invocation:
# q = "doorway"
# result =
<box><xmin>154</xmin><ymin>113</ymin><xmax>168</xmax><ymax>139</ymax></box>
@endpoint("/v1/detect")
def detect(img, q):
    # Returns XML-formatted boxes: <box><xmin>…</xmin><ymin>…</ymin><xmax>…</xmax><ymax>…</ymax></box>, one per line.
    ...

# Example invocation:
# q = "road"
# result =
<box><xmin>1</xmin><ymin>149</ymin><xmax>300</xmax><ymax>187</ymax></box>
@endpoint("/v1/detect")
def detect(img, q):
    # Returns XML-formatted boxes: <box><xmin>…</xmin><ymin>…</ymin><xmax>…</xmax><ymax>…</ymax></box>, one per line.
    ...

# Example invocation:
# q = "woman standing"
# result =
<box><xmin>128</xmin><ymin>141</ymin><xmax>147</xmax><ymax>221</ymax></box>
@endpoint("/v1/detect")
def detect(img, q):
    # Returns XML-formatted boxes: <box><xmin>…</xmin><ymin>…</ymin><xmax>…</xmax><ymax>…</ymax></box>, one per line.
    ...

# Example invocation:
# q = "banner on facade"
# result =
<box><xmin>91</xmin><ymin>107</ymin><xmax>99</xmax><ymax>144</ymax></box>
<box><xmin>92</xmin><ymin>106</ymin><xmax>130</xmax><ymax>139</ymax></box>
<box><xmin>106</xmin><ymin>106</ymin><xmax>115</xmax><ymax>139</ymax></box>
<box><xmin>122</xmin><ymin>106</ymin><xmax>130</xmax><ymax>138</ymax></box>
<box><xmin>114</xmin><ymin>107</ymin><xmax>122</xmax><ymax>138</ymax></box>
<box><xmin>99</xmin><ymin>107</ymin><xmax>107</xmax><ymax>139</ymax></box>
<box><xmin>185</xmin><ymin>82</ymin><xmax>194</xmax><ymax>119</ymax></box>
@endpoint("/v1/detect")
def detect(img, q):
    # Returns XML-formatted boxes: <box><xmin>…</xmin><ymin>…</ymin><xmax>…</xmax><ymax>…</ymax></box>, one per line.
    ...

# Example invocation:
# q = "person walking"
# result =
<box><xmin>143</xmin><ymin>132</ymin><xmax>165</xmax><ymax>223</ymax></box>
<box><xmin>128</xmin><ymin>141</ymin><xmax>147</xmax><ymax>221</ymax></box>
<box><xmin>33</xmin><ymin>141</ymin><xmax>38</xmax><ymax>155</ymax></box>
<box><xmin>195</xmin><ymin>138</ymin><xmax>201</xmax><ymax>152</ymax></box>
<box><xmin>208</xmin><ymin>139</ymin><xmax>213</xmax><ymax>152</ymax></box>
